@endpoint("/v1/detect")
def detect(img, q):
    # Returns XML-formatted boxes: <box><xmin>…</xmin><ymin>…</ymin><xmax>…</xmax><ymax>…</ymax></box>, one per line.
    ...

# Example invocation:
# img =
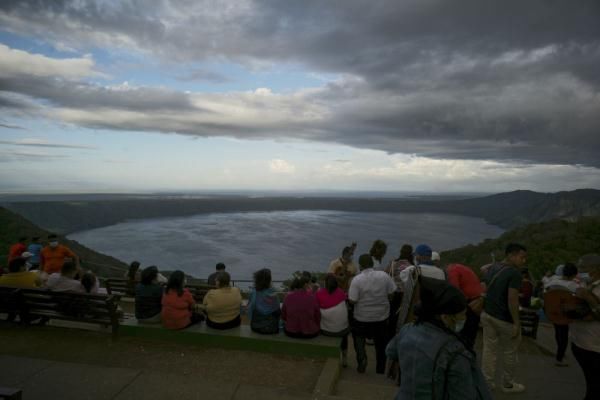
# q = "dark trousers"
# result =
<box><xmin>572</xmin><ymin>343</ymin><xmax>600</xmax><ymax>400</ymax></box>
<box><xmin>352</xmin><ymin>319</ymin><xmax>389</xmax><ymax>374</ymax></box>
<box><xmin>460</xmin><ymin>306</ymin><xmax>480</xmax><ymax>350</ymax></box>
<box><xmin>554</xmin><ymin>324</ymin><xmax>569</xmax><ymax>362</ymax></box>
<box><xmin>206</xmin><ymin>314</ymin><xmax>240</xmax><ymax>330</ymax></box>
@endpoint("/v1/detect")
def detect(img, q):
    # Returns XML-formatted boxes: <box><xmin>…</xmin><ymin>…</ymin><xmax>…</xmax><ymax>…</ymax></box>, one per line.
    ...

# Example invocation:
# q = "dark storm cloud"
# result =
<box><xmin>0</xmin><ymin>0</ymin><xmax>599</xmax><ymax>166</ymax></box>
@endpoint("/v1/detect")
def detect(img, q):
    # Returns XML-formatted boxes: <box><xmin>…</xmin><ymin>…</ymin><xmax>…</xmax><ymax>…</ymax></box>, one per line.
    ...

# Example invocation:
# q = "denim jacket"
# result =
<box><xmin>386</xmin><ymin>321</ymin><xmax>492</xmax><ymax>400</ymax></box>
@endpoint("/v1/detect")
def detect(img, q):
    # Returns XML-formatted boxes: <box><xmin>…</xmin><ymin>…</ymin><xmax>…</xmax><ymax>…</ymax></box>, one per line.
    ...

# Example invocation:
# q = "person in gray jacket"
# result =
<box><xmin>386</xmin><ymin>277</ymin><xmax>492</xmax><ymax>400</ymax></box>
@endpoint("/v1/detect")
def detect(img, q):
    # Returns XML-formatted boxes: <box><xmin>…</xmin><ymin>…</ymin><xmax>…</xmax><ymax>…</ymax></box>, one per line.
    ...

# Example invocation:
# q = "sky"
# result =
<box><xmin>0</xmin><ymin>0</ymin><xmax>599</xmax><ymax>194</ymax></box>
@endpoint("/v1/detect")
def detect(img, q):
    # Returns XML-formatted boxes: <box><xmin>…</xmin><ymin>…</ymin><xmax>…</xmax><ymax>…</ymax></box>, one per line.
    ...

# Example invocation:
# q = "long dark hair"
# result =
<box><xmin>325</xmin><ymin>274</ymin><xmax>338</xmax><ymax>294</ymax></box>
<box><xmin>397</xmin><ymin>244</ymin><xmax>413</xmax><ymax>264</ymax></box>
<box><xmin>128</xmin><ymin>261</ymin><xmax>141</xmax><ymax>280</ymax></box>
<box><xmin>165</xmin><ymin>270</ymin><xmax>185</xmax><ymax>296</ymax></box>
<box><xmin>254</xmin><ymin>268</ymin><xmax>272</xmax><ymax>291</ymax></box>
<box><xmin>141</xmin><ymin>266</ymin><xmax>159</xmax><ymax>285</ymax></box>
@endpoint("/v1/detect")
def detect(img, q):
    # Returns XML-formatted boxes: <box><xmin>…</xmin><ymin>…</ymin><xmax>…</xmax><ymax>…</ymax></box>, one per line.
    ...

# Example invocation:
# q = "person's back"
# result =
<box><xmin>282</xmin><ymin>276</ymin><xmax>321</xmax><ymax>338</ymax></box>
<box><xmin>8</xmin><ymin>238</ymin><xmax>27</xmax><ymax>264</ymax></box>
<box><xmin>350</xmin><ymin>268</ymin><xmax>396</xmax><ymax>322</ymax></box>
<box><xmin>203</xmin><ymin>286</ymin><xmax>242</xmax><ymax>324</ymax></box>
<box><xmin>45</xmin><ymin>273</ymin><xmax>84</xmax><ymax>292</ymax></box>
<box><xmin>162</xmin><ymin>288</ymin><xmax>194</xmax><ymax>329</ymax></box>
<box><xmin>316</xmin><ymin>286</ymin><xmax>348</xmax><ymax>334</ymax></box>
<box><xmin>0</xmin><ymin>258</ymin><xmax>40</xmax><ymax>288</ymax></box>
<box><xmin>248</xmin><ymin>287</ymin><xmax>280</xmax><ymax>334</ymax></box>
<box><xmin>136</xmin><ymin>283</ymin><xmax>162</xmax><ymax>318</ymax></box>
<box><xmin>27</xmin><ymin>239</ymin><xmax>43</xmax><ymax>267</ymax></box>
<box><xmin>483</xmin><ymin>262</ymin><xmax>521</xmax><ymax>322</ymax></box>
<box><xmin>390</xmin><ymin>322</ymin><xmax>489</xmax><ymax>400</ymax></box>
<box><xmin>446</xmin><ymin>264</ymin><xmax>482</xmax><ymax>301</ymax></box>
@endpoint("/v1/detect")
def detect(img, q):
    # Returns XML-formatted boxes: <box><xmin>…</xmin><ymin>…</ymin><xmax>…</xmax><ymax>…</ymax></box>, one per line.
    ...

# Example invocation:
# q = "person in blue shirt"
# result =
<box><xmin>26</xmin><ymin>236</ymin><xmax>43</xmax><ymax>270</ymax></box>
<box><xmin>247</xmin><ymin>268</ymin><xmax>281</xmax><ymax>334</ymax></box>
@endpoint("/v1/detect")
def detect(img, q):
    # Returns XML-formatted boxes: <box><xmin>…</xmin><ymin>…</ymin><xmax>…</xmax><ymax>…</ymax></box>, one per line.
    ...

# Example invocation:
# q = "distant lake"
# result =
<box><xmin>68</xmin><ymin>210</ymin><xmax>503</xmax><ymax>283</ymax></box>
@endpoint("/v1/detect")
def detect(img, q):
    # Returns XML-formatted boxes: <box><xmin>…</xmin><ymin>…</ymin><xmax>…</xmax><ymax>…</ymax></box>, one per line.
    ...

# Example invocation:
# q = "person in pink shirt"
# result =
<box><xmin>282</xmin><ymin>272</ymin><xmax>321</xmax><ymax>338</ymax></box>
<box><xmin>446</xmin><ymin>263</ymin><xmax>484</xmax><ymax>349</ymax></box>
<box><xmin>161</xmin><ymin>270</ymin><xmax>202</xmax><ymax>330</ymax></box>
<box><xmin>316</xmin><ymin>274</ymin><xmax>350</xmax><ymax>366</ymax></box>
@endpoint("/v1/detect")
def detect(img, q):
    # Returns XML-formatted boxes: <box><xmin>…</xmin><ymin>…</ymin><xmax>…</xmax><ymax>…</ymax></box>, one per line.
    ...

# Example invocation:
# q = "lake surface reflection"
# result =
<box><xmin>69</xmin><ymin>210</ymin><xmax>503</xmax><ymax>282</ymax></box>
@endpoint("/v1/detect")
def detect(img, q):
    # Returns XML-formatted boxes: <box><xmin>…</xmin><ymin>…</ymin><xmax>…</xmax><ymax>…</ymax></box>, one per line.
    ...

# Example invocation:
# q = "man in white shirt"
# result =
<box><xmin>45</xmin><ymin>260</ymin><xmax>85</xmax><ymax>293</ymax></box>
<box><xmin>348</xmin><ymin>253</ymin><xmax>397</xmax><ymax>374</ymax></box>
<box><xmin>570</xmin><ymin>254</ymin><xmax>600</xmax><ymax>400</ymax></box>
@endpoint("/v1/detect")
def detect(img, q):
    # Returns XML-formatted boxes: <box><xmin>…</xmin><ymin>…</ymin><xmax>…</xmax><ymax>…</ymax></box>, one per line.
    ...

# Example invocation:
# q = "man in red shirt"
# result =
<box><xmin>7</xmin><ymin>236</ymin><xmax>27</xmax><ymax>263</ymax></box>
<box><xmin>446</xmin><ymin>263</ymin><xmax>484</xmax><ymax>349</ymax></box>
<box><xmin>40</xmin><ymin>234</ymin><xmax>79</xmax><ymax>275</ymax></box>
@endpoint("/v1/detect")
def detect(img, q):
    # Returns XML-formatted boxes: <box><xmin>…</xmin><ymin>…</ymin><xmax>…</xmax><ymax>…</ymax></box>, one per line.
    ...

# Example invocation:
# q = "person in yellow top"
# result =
<box><xmin>0</xmin><ymin>257</ymin><xmax>42</xmax><ymax>288</ymax></box>
<box><xmin>201</xmin><ymin>271</ymin><xmax>242</xmax><ymax>330</ymax></box>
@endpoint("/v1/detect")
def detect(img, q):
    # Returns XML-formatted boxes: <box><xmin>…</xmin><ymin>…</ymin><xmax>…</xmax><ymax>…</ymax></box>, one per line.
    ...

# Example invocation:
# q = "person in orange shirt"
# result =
<box><xmin>7</xmin><ymin>236</ymin><xmax>27</xmax><ymax>264</ymax></box>
<box><xmin>40</xmin><ymin>234</ymin><xmax>79</xmax><ymax>275</ymax></box>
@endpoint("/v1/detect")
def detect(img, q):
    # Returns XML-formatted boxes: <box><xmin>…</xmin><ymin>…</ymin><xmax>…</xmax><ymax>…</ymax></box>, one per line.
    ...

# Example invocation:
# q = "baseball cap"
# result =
<box><xmin>414</xmin><ymin>244</ymin><xmax>433</xmax><ymax>257</ymax></box>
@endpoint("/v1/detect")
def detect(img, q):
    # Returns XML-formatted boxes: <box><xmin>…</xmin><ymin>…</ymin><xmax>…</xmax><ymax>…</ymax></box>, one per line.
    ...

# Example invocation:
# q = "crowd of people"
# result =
<box><xmin>2</xmin><ymin>235</ymin><xmax>600</xmax><ymax>400</ymax></box>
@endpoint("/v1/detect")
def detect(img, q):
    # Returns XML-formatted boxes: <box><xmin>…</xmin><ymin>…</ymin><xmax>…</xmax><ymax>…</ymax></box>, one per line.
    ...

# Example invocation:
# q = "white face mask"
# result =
<box><xmin>49</xmin><ymin>241</ymin><xmax>59</xmax><ymax>248</ymax></box>
<box><xmin>454</xmin><ymin>319</ymin><xmax>466</xmax><ymax>333</ymax></box>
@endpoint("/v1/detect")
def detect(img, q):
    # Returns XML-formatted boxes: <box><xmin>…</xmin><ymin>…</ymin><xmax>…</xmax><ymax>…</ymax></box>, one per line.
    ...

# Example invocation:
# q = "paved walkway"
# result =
<box><xmin>0</xmin><ymin>354</ymin><xmax>338</xmax><ymax>400</ymax></box>
<box><xmin>0</xmin><ymin>322</ymin><xmax>587</xmax><ymax>399</ymax></box>
<box><xmin>335</xmin><ymin>324</ymin><xmax>585</xmax><ymax>400</ymax></box>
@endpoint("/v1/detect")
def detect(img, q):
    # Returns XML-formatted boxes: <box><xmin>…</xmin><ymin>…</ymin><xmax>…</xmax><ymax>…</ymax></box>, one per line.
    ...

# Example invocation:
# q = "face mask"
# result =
<box><xmin>49</xmin><ymin>241</ymin><xmax>59</xmax><ymax>248</ymax></box>
<box><xmin>579</xmin><ymin>273</ymin><xmax>591</xmax><ymax>283</ymax></box>
<box><xmin>454</xmin><ymin>319</ymin><xmax>466</xmax><ymax>333</ymax></box>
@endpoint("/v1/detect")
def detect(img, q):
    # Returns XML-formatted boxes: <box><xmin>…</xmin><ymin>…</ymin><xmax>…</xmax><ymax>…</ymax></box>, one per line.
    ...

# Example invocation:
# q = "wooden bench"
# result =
<box><xmin>105</xmin><ymin>278</ymin><xmax>136</xmax><ymax>297</ymax></box>
<box><xmin>18</xmin><ymin>288</ymin><xmax>123</xmax><ymax>341</ymax></box>
<box><xmin>120</xmin><ymin>319</ymin><xmax>340</xmax><ymax>358</ymax></box>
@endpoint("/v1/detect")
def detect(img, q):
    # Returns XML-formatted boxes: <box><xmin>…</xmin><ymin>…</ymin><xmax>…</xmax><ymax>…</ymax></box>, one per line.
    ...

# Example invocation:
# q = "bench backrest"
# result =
<box><xmin>20</xmin><ymin>288</ymin><xmax>120</xmax><ymax>325</ymax></box>
<box><xmin>106</xmin><ymin>278</ymin><xmax>136</xmax><ymax>297</ymax></box>
<box><xmin>185</xmin><ymin>283</ymin><xmax>215</xmax><ymax>303</ymax></box>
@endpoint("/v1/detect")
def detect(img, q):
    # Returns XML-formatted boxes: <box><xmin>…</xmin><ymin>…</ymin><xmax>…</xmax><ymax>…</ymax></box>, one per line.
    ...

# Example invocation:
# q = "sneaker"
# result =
<box><xmin>501</xmin><ymin>382</ymin><xmax>526</xmax><ymax>393</ymax></box>
<box><xmin>555</xmin><ymin>360</ymin><xmax>569</xmax><ymax>367</ymax></box>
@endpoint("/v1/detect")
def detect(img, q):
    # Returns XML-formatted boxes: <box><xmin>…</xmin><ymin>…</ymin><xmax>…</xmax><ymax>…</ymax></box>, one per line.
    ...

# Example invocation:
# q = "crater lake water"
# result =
<box><xmin>68</xmin><ymin>210</ymin><xmax>503</xmax><ymax>284</ymax></box>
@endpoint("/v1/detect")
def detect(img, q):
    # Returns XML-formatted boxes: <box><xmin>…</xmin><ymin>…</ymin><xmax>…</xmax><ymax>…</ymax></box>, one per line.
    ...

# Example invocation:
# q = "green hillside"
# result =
<box><xmin>440</xmin><ymin>217</ymin><xmax>600</xmax><ymax>279</ymax></box>
<box><xmin>0</xmin><ymin>206</ymin><xmax>127</xmax><ymax>277</ymax></box>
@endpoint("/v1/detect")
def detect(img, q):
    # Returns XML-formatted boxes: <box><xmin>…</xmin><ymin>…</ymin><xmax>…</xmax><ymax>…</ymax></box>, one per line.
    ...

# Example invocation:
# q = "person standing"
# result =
<box><xmin>370</xmin><ymin>239</ymin><xmax>388</xmax><ymax>270</ymax></box>
<box><xmin>544</xmin><ymin>262</ymin><xmax>580</xmax><ymax>366</ymax></box>
<box><xmin>40</xmin><ymin>234</ymin><xmax>78</xmax><ymax>275</ymax></box>
<box><xmin>446</xmin><ymin>263</ymin><xmax>484</xmax><ymax>350</ymax></box>
<box><xmin>26</xmin><ymin>236</ymin><xmax>43</xmax><ymax>270</ymax></box>
<box><xmin>207</xmin><ymin>262</ymin><xmax>226</xmax><ymax>286</ymax></box>
<box><xmin>570</xmin><ymin>254</ymin><xmax>600</xmax><ymax>400</ymax></box>
<box><xmin>481</xmin><ymin>243</ymin><xmax>527</xmax><ymax>393</ymax></box>
<box><xmin>386</xmin><ymin>277</ymin><xmax>492</xmax><ymax>400</ymax></box>
<box><xmin>328</xmin><ymin>245</ymin><xmax>358</xmax><ymax>292</ymax></box>
<box><xmin>349</xmin><ymin>254</ymin><xmax>397</xmax><ymax>374</ymax></box>
<box><xmin>7</xmin><ymin>237</ymin><xmax>27</xmax><ymax>264</ymax></box>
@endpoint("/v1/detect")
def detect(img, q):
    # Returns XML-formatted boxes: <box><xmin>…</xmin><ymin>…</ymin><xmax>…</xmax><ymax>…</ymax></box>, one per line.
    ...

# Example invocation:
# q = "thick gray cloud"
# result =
<box><xmin>0</xmin><ymin>0</ymin><xmax>599</xmax><ymax>167</ymax></box>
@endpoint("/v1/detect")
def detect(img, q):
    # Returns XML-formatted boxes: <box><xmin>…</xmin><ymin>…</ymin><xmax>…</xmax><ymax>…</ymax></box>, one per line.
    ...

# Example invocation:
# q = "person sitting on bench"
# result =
<box><xmin>202</xmin><ymin>271</ymin><xmax>242</xmax><ymax>330</ymax></box>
